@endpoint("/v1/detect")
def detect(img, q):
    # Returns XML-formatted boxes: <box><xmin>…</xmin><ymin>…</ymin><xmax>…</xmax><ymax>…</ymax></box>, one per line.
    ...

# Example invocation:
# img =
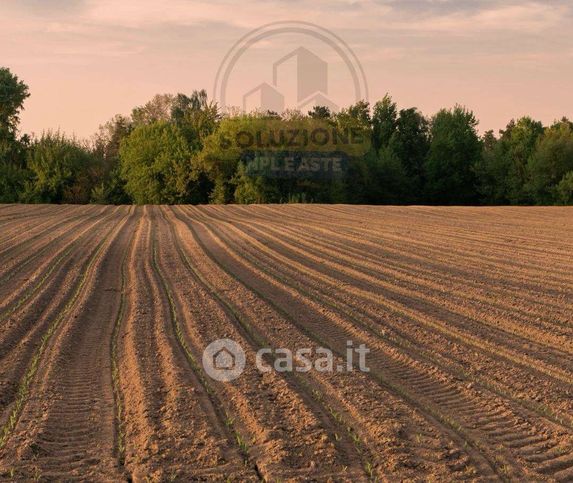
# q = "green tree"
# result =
<box><xmin>370</xmin><ymin>147</ymin><xmax>411</xmax><ymax>203</ymax></box>
<box><xmin>337</xmin><ymin>100</ymin><xmax>371</xmax><ymax>127</ymax></box>
<box><xmin>0</xmin><ymin>137</ymin><xmax>29</xmax><ymax>202</ymax></box>
<box><xmin>502</xmin><ymin>117</ymin><xmax>544</xmax><ymax>203</ymax></box>
<box><xmin>371</xmin><ymin>94</ymin><xmax>397</xmax><ymax>153</ymax></box>
<box><xmin>91</xmin><ymin>114</ymin><xmax>132</xmax><ymax>204</ymax></box>
<box><xmin>233</xmin><ymin>162</ymin><xmax>281</xmax><ymax>204</ymax></box>
<box><xmin>0</xmin><ymin>67</ymin><xmax>30</xmax><ymax>131</ymax></box>
<box><xmin>526</xmin><ymin>120</ymin><xmax>573</xmax><ymax>204</ymax></box>
<box><xmin>170</xmin><ymin>90</ymin><xmax>220</xmax><ymax>152</ymax></box>
<box><xmin>94</xmin><ymin>115</ymin><xmax>132</xmax><ymax>166</ymax></box>
<box><xmin>131</xmin><ymin>94</ymin><xmax>174</xmax><ymax>127</ymax></box>
<box><xmin>119</xmin><ymin>121</ymin><xmax>195</xmax><ymax>204</ymax></box>
<box><xmin>332</xmin><ymin>101</ymin><xmax>372</xmax><ymax>203</ymax></box>
<box><xmin>555</xmin><ymin>171</ymin><xmax>573</xmax><ymax>205</ymax></box>
<box><xmin>90</xmin><ymin>167</ymin><xmax>128</xmax><ymax>205</ymax></box>
<box><xmin>195</xmin><ymin>115</ymin><xmax>254</xmax><ymax>203</ymax></box>
<box><xmin>24</xmin><ymin>132</ymin><xmax>96</xmax><ymax>203</ymax></box>
<box><xmin>424</xmin><ymin>106</ymin><xmax>481</xmax><ymax>204</ymax></box>
<box><xmin>475</xmin><ymin>130</ymin><xmax>504</xmax><ymax>204</ymax></box>
<box><xmin>308</xmin><ymin>105</ymin><xmax>331</xmax><ymax>120</ymax></box>
<box><xmin>0</xmin><ymin>67</ymin><xmax>31</xmax><ymax>202</ymax></box>
<box><xmin>388</xmin><ymin>107</ymin><xmax>429</xmax><ymax>199</ymax></box>
<box><xmin>366</xmin><ymin>100</ymin><xmax>428</xmax><ymax>204</ymax></box>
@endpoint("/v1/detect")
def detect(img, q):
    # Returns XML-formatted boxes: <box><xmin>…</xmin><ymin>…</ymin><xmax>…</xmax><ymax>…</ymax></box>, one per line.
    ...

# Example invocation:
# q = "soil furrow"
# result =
<box><xmin>0</xmin><ymin>208</ymin><xmax>127</xmax><ymax>426</ymax></box>
<box><xmin>232</xmin><ymin>207</ymin><xmax>572</xmax><ymax>332</ymax></box>
<box><xmin>0</xmin><ymin>207</ymin><xmax>132</xmax><ymax>480</ymax></box>
<box><xmin>0</xmin><ymin>206</ymin><xmax>79</xmax><ymax>255</ymax></box>
<box><xmin>226</xmin><ymin>217</ymin><xmax>573</xmax><ymax>374</ymax></box>
<box><xmin>0</xmin><ymin>204</ymin><xmax>570</xmax><ymax>482</ymax></box>
<box><xmin>183</xmin><ymin>206</ymin><xmax>573</xmax><ymax>481</ymax></box>
<box><xmin>0</xmin><ymin>206</ymin><xmax>110</xmax><ymax>287</ymax></box>
<box><xmin>251</xmin><ymin>205</ymin><xmax>573</xmax><ymax>287</ymax></box>
<box><xmin>0</xmin><ymin>206</ymin><xmax>121</xmax><ymax>314</ymax></box>
<box><xmin>295</xmin><ymin>205</ymin><xmax>573</xmax><ymax>258</ymax></box>
<box><xmin>0</xmin><ymin>206</ymin><xmax>101</xmax><ymax>277</ymax></box>
<box><xmin>244</xmin><ymin>205</ymin><xmax>573</xmax><ymax>292</ymax></box>
<box><xmin>160</xmin><ymin>207</ymin><xmax>372</xmax><ymax>480</ymax></box>
<box><xmin>175</xmin><ymin>206</ymin><xmax>503</xmax><ymax>481</ymax></box>
<box><xmin>0</xmin><ymin>206</ymin><xmax>85</xmax><ymax>255</ymax></box>
<box><xmin>213</xmin><ymin>215</ymin><xmax>573</xmax><ymax>391</ymax></box>
<box><xmin>203</xmin><ymin>211</ymin><xmax>573</xmax><ymax>428</ymax></box>
<box><xmin>116</xmin><ymin>207</ymin><xmax>254</xmax><ymax>481</ymax></box>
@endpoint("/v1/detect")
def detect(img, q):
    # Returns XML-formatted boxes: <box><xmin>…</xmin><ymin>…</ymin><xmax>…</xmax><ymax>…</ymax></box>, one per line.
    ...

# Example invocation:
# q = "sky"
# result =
<box><xmin>1</xmin><ymin>0</ymin><xmax>572</xmax><ymax>139</ymax></box>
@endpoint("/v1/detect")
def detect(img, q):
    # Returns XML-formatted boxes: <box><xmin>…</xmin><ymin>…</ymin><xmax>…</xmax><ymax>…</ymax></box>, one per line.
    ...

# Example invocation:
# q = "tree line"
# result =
<box><xmin>1</xmin><ymin>67</ymin><xmax>572</xmax><ymax>205</ymax></box>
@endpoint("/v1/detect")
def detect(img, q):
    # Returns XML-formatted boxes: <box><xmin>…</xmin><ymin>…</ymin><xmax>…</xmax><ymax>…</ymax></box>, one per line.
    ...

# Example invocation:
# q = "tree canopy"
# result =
<box><xmin>0</xmin><ymin>68</ymin><xmax>31</xmax><ymax>202</ymax></box>
<box><xmin>1</xmin><ymin>66</ymin><xmax>572</xmax><ymax>206</ymax></box>
<box><xmin>119</xmin><ymin>121</ymin><xmax>194</xmax><ymax>205</ymax></box>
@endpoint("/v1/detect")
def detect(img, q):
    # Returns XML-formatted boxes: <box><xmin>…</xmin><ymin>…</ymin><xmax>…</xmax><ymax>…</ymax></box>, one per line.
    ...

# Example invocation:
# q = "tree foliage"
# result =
<box><xmin>119</xmin><ymin>121</ymin><xmax>193</xmax><ymax>204</ymax></box>
<box><xmin>0</xmin><ymin>67</ymin><xmax>29</xmax><ymax>131</ymax></box>
<box><xmin>526</xmin><ymin>120</ymin><xmax>573</xmax><ymax>204</ymax></box>
<box><xmin>25</xmin><ymin>132</ymin><xmax>96</xmax><ymax>204</ymax></box>
<box><xmin>425</xmin><ymin>106</ymin><xmax>481</xmax><ymax>204</ymax></box>
<box><xmin>372</xmin><ymin>94</ymin><xmax>398</xmax><ymax>153</ymax></box>
<box><xmin>0</xmin><ymin>67</ymin><xmax>30</xmax><ymax>202</ymax></box>
<box><xmin>2</xmin><ymin>66</ymin><xmax>572</xmax><ymax>206</ymax></box>
<box><xmin>555</xmin><ymin>171</ymin><xmax>573</xmax><ymax>205</ymax></box>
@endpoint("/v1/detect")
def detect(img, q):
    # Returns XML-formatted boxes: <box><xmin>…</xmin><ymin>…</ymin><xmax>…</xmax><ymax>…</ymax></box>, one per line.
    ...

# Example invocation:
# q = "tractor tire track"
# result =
<box><xmin>0</xmin><ymin>207</ymin><xmax>132</xmax><ymax>480</ymax></box>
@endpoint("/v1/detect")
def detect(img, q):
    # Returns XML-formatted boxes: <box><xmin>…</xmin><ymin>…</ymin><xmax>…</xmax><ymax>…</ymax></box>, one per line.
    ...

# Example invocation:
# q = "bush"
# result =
<box><xmin>25</xmin><ymin>132</ymin><xmax>96</xmax><ymax>203</ymax></box>
<box><xmin>119</xmin><ymin>121</ymin><xmax>193</xmax><ymax>204</ymax></box>
<box><xmin>555</xmin><ymin>171</ymin><xmax>573</xmax><ymax>205</ymax></box>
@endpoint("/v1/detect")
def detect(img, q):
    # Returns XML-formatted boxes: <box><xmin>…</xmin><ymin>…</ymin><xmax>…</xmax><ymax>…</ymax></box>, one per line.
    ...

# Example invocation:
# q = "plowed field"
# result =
<box><xmin>0</xmin><ymin>205</ymin><xmax>572</xmax><ymax>481</ymax></box>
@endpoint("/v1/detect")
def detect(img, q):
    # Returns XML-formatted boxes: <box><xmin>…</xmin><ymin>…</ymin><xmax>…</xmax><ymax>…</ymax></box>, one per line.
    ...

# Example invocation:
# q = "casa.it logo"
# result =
<box><xmin>213</xmin><ymin>20</ymin><xmax>369</xmax><ymax>115</ymax></box>
<box><xmin>202</xmin><ymin>339</ymin><xmax>371</xmax><ymax>383</ymax></box>
<box><xmin>202</xmin><ymin>339</ymin><xmax>246</xmax><ymax>382</ymax></box>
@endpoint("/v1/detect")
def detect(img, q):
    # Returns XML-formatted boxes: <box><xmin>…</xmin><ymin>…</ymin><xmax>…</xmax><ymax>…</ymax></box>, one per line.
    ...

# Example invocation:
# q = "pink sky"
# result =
<box><xmin>1</xmin><ymin>0</ymin><xmax>572</xmax><ymax>139</ymax></box>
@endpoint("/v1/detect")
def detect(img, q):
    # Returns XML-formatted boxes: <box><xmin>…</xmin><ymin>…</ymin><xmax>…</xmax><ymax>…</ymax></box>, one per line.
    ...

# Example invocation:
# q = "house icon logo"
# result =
<box><xmin>214</xmin><ymin>21</ymin><xmax>368</xmax><ymax>115</ymax></box>
<box><xmin>242</xmin><ymin>46</ymin><xmax>339</xmax><ymax>114</ymax></box>
<box><xmin>213</xmin><ymin>346</ymin><xmax>235</xmax><ymax>370</ymax></box>
<box><xmin>202</xmin><ymin>339</ymin><xmax>246</xmax><ymax>382</ymax></box>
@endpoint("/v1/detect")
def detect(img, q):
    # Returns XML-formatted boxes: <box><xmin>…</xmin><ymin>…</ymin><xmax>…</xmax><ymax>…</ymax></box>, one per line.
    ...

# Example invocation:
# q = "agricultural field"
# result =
<box><xmin>0</xmin><ymin>204</ymin><xmax>572</xmax><ymax>482</ymax></box>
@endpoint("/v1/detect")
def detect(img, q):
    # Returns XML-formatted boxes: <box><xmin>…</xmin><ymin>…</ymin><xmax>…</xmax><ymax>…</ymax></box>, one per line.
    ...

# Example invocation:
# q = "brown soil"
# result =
<box><xmin>0</xmin><ymin>205</ymin><xmax>571</xmax><ymax>482</ymax></box>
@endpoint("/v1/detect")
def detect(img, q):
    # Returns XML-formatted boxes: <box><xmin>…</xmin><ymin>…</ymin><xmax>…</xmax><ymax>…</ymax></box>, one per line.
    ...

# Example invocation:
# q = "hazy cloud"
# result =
<box><xmin>0</xmin><ymin>0</ymin><xmax>571</xmax><ymax>138</ymax></box>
